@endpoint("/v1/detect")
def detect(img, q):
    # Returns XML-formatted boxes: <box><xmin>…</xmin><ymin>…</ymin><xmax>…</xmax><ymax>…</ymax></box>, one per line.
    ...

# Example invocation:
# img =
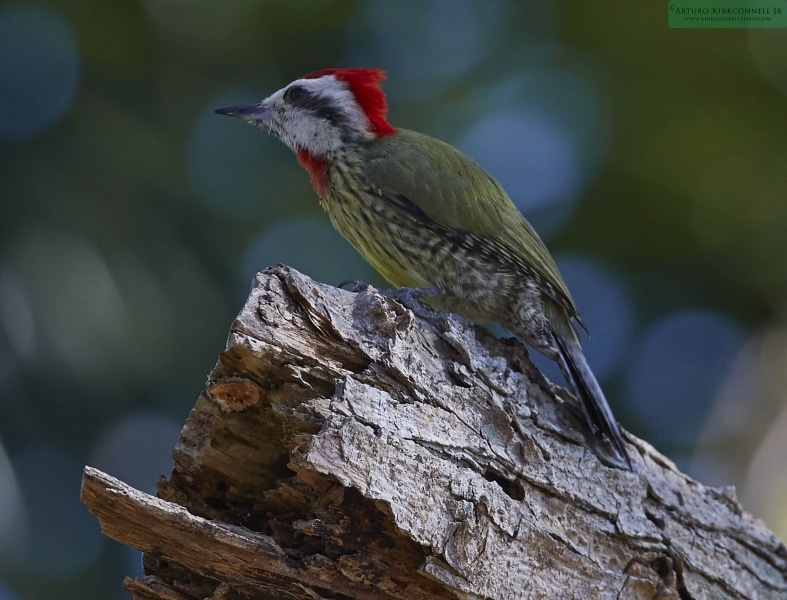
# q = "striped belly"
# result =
<box><xmin>323</xmin><ymin>188</ymin><xmax>431</xmax><ymax>288</ymax></box>
<box><xmin>321</xmin><ymin>186</ymin><xmax>515</xmax><ymax>321</ymax></box>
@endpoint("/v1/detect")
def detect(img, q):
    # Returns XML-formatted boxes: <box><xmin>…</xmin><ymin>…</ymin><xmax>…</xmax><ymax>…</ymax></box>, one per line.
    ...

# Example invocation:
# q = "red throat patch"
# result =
<box><xmin>296</xmin><ymin>149</ymin><xmax>329</xmax><ymax>198</ymax></box>
<box><xmin>302</xmin><ymin>68</ymin><xmax>396</xmax><ymax>138</ymax></box>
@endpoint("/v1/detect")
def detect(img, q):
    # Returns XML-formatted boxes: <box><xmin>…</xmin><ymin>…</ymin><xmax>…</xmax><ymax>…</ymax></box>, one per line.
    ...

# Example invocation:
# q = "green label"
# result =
<box><xmin>669</xmin><ymin>0</ymin><xmax>787</xmax><ymax>27</ymax></box>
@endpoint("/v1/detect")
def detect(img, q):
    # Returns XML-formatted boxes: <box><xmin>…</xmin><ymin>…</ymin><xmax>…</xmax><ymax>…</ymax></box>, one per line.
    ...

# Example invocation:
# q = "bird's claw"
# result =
<box><xmin>380</xmin><ymin>287</ymin><xmax>442</xmax><ymax>319</ymax></box>
<box><xmin>339</xmin><ymin>281</ymin><xmax>443</xmax><ymax>320</ymax></box>
<box><xmin>338</xmin><ymin>279</ymin><xmax>372</xmax><ymax>293</ymax></box>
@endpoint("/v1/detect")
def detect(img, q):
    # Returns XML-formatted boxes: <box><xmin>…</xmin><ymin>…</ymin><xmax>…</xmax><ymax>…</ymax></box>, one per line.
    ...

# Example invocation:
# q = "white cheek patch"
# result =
<box><xmin>284</xmin><ymin>113</ymin><xmax>343</xmax><ymax>155</ymax></box>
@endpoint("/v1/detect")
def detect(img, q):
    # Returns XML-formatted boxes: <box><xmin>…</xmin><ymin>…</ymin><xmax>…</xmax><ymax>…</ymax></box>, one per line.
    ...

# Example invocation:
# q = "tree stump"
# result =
<box><xmin>81</xmin><ymin>265</ymin><xmax>787</xmax><ymax>599</ymax></box>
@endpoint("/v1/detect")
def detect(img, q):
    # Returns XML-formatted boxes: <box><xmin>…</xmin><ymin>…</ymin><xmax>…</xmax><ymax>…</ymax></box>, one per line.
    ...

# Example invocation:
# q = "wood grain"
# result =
<box><xmin>82</xmin><ymin>265</ymin><xmax>787</xmax><ymax>599</ymax></box>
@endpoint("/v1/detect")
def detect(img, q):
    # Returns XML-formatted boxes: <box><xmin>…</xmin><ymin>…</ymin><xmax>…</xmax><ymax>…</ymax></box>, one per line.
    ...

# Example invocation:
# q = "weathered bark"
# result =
<box><xmin>81</xmin><ymin>265</ymin><xmax>786</xmax><ymax>600</ymax></box>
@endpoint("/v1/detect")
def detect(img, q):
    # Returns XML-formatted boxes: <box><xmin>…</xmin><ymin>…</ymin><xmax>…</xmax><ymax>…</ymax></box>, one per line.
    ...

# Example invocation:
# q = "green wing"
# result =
<box><xmin>361</xmin><ymin>129</ymin><xmax>583</xmax><ymax>326</ymax></box>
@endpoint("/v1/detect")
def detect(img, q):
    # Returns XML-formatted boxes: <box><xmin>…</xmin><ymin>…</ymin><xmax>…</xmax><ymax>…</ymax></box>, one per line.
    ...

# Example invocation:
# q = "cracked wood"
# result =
<box><xmin>82</xmin><ymin>265</ymin><xmax>787</xmax><ymax>600</ymax></box>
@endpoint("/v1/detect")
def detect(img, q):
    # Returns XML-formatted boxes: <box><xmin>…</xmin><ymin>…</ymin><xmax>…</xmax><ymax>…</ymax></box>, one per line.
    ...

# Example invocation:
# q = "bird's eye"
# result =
<box><xmin>284</xmin><ymin>85</ymin><xmax>310</xmax><ymax>105</ymax></box>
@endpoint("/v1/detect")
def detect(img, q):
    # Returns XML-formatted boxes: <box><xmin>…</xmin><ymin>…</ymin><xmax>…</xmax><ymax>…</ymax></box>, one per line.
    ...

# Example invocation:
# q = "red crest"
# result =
<box><xmin>302</xmin><ymin>68</ymin><xmax>396</xmax><ymax>137</ymax></box>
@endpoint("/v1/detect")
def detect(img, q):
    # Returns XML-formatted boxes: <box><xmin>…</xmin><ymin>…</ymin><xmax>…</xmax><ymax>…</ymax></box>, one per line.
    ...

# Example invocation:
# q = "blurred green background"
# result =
<box><xmin>1</xmin><ymin>0</ymin><xmax>786</xmax><ymax>597</ymax></box>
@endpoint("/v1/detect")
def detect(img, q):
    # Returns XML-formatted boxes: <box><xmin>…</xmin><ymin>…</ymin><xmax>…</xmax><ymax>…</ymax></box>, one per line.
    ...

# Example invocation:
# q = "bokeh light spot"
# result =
<box><xmin>351</xmin><ymin>0</ymin><xmax>505</xmax><ymax>95</ymax></box>
<box><xmin>0</xmin><ymin>581</ymin><xmax>17</xmax><ymax>600</ymax></box>
<box><xmin>241</xmin><ymin>216</ymin><xmax>376</xmax><ymax>290</ymax></box>
<box><xmin>428</xmin><ymin>68</ymin><xmax>609</xmax><ymax>239</ymax></box>
<box><xmin>626</xmin><ymin>310</ymin><xmax>745</xmax><ymax>448</ymax></box>
<box><xmin>0</xmin><ymin>5</ymin><xmax>80</xmax><ymax>139</ymax></box>
<box><xmin>6</xmin><ymin>228</ymin><xmax>126</xmax><ymax>383</ymax></box>
<box><xmin>475</xmin><ymin>69</ymin><xmax>609</xmax><ymax>167</ymax></box>
<box><xmin>529</xmin><ymin>255</ymin><xmax>634</xmax><ymax>385</ymax></box>
<box><xmin>557</xmin><ymin>256</ymin><xmax>634</xmax><ymax>380</ymax></box>
<box><xmin>743</xmin><ymin>401</ymin><xmax>787</xmax><ymax>541</ymax></box>
<box><xmin>459</xmin><ymin>111</ymin><xmax>580</xmax><ymax>237</ymax></box>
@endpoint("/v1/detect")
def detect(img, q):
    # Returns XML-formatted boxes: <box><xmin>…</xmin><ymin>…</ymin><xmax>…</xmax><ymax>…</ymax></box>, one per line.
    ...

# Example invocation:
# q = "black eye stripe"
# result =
<box><xmin>284</xmin><ymin>87</ymin><xmax>348</xmax><ymax>127</ymax></box>
<box><xmin>284</xmin><ymin>86</ymin><xmax>331</xmax><ymax>113</ymax></box>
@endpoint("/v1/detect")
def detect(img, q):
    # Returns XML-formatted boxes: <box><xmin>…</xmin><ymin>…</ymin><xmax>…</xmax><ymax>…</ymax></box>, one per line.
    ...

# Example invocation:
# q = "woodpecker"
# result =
<box><xmin>215</xmin><ymin>68</ymin><xmax>631</xmax><ymax>470</ymax></box>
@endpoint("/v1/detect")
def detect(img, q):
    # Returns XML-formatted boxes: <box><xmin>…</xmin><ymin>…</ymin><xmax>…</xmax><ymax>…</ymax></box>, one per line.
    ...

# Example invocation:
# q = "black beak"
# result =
<box><xmin>213</xmin><ymin>103</ymin><xmax>270</xmax><ymax>121</ymax></box>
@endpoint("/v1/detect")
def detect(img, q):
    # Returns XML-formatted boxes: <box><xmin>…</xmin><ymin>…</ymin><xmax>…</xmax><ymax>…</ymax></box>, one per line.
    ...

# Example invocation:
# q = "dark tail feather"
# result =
<box><xmin>554</xmin><ymin>334</ymin><xmax>631</xmax><ymax>470</ymax></box>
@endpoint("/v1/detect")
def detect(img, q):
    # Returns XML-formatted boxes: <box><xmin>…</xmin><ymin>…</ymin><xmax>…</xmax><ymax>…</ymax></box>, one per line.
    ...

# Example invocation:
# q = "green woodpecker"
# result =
<box><xmin>215</xmin><ymin>68</ymin><xmax>631</xmax><ymax>470</ymax></box>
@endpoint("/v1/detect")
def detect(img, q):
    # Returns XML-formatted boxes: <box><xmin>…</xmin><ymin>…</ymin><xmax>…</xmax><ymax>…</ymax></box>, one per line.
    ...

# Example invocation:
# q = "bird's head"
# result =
<box><xmin>215</xmin><ymin>68</ymin><xmax>396</xmax><ymax>160</ymax></box>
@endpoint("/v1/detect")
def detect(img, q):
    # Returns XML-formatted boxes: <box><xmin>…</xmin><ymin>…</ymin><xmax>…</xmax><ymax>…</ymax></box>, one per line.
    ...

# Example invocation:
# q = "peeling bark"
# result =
<box><xmin>82</xmin><ymin>265</ymin><xmax>787</xmax><ymax>600</ymax></box>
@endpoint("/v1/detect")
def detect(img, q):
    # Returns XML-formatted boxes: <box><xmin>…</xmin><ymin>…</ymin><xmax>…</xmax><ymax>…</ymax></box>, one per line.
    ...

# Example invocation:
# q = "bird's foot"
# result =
<box><xmin>338</xmin><ymin>279</ymin><xmax>372</xmax><ymax>293</ymax></box>
<box><xmin>339</xmin><ymin>280</ymin><xmax>443</xmax><ymax>320</ymax></box>
<box><xmin>380</xmin><ymin>287</ymin><xmax>442</xmax><ymax>319</ymax></box>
